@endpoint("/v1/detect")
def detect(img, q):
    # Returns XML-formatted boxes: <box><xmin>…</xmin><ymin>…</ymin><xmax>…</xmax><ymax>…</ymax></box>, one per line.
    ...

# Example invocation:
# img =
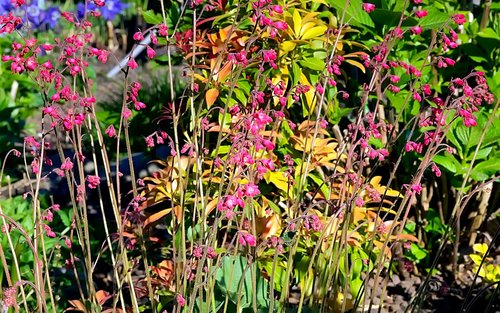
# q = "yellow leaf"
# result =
<box><xmin>470</xmin><ymin>254</ymin><xmax>483</xmax><ymax>266</ymax></box>
<box><xmin>345</xmin><ymin>59</ymin><xmax>366</xmax><ymax>74</ymax></box>
<box><xmin>292</xmin><ymin>9</ymin><xmax>302</xmax><ymax>38</ymax></box>
<box><xmin>301</xmin><ymin>25</ymin><xmax>328</xmax><ymax>40</ymax></box>
<box><xmin>205</xmin><ymin>88</ymin><xmax>219</xmax><ymax>108</ymax></box>
<box><xmin>299</xmin><ymin>72</ymin><xmax>315</xmax><ymax>114</ymax></box>
<box><xmin>281</xmin><ymin>41</ymin><xmax>297</xmax><ymax>53</ymax></box>
<box><xmin>264</xmin><ymin>171</ymin><xmax>289</xmax><ymax>193</ymax></box>
<box><xmin>473</xmin><ymin>243</ymin><xmax>488</xmax><ymax>255</ymax></box>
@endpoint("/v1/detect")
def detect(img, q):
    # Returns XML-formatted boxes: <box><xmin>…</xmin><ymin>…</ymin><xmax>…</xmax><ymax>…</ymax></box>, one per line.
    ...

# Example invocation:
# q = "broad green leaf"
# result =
<box><xmin>291</xmin><ymin>62</ymin><xmax>302</xmax><ymax>87</ymax></box>
<box><xmin>215</xmin><ymin>255</ymin><xmax>254</xmax><ymax>308</ymax></box>
<box><xmin>470</xmin><ymin>158</ymin><xmax>500</xmax><ymax>181</ymax></box>
<box><xmin>466</xmin><ymin>146</ymin><xmax>493</xmax><ymax>161</ymax></box>
<box><xmin>409</xmin><ymin>243</ymin><xmax>427</xmax><ymax>261</ymax></box>
<box><xmin>327</xmin><ymin>0</ymin><xmax>375</xmax><ymax>28</ymax></box>
<box><xmin>432</xmin><ymin>154</ymin><xmax>459</xmax><ymax>173</ymax></box>
<box><xmin>143</xmin><ymin>10</ymin><xmax>163</xmax><ymax>24</ymax></box>
<box><xmin>418</xmin><ymin>8</ymin><xmax>450</xmax><ymax>29</ymax></box>
<box><xmin>299</xmin><ymin>58</ymin><xmax>325</xmax><ymax>71</ymax></box>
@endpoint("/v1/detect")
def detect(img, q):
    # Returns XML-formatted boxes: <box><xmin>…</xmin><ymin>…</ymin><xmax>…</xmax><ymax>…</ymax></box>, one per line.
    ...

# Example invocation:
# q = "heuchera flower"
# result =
<box><xmin>415</xmin><ymin>10</ymin><xmax>428</xmax><ymax>18</ymax></box>
<box><xmin>238</xmin><ymin>232</ymin><xmax>257</xmax><ymax>247</ymax></box>
<box><xmin>362</xmin><ymin>3</ymin><xmax>375</xmax><ymax>13</ymax></box>
<box><xmin>453</xmin><ymin>13</ymin><xmax>466</xmax><ymax>25</ymax></box>
<box><xmin>411</xmin><ymin>26</ymin><xmax>422</xmax><ymax>35</ymax></box>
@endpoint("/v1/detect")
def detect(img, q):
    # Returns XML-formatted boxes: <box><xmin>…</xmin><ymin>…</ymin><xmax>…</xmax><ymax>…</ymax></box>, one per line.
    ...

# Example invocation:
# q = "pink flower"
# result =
<box><xmin>133</xmin><ymin>31</ymin><xmax>144</xmax><ymax>41</ymax></box>
<box><xmin>122</xmin><ymin>108</ymin><xmax>132</xmax><ymax>120</ymax></box>
<box><xmin>127</xmin><ymin>58</ymin><xmax>138</xmax><ymax>69</ymax></box>
<box><xmin>413</xmin><ymin>92</ymin><xmax>422</xmax><ymax>102</ymax></box>
<box><xmin>362</xmin><ymin>3</ymin><xmax>375</xmax><ymax>13</ymax></box>
<box><xmin>390</xmin><ymin>75</ymin><xmax>400</xmax><ymax>83</ymax></box>
<box><xmin>105</xmin><ymin>125</ymin><xmax>117</xmax><ymax>138</ymax></box>
<box><xmin>239</xmin><ymin>232</ymin><xmax>256</xmax><ymax>247</ymax></box>
<box><xmin>146</xmin><ymin>46</ymin><xmax>156</xmax><ymax>59</ymax></box>
<box><xmin>273</xmin><ymin>21</ymin><xmax>288</xmax><ymax>30</ymax></box>
<box><xmin>411</xmin><ymin>26</ymin><xmax>422</xmax><ymax>35</ymax></box>
<box><xmin>415</xmin><ymin>10</ymin><xmax>428</xmax><ymax>18</ymax></box>
<box><xmin>176</xmin><ymin>294</ymin><xmax>186</xmax><ymax>307</ymax></box>
<box><xmin>431</xmin><ymin>163</ymin><xmax>441</xmax><ymax>177</ymax></box>
<box><xmin>411</xmin><ymin>183</ymin><xmax>422</xmax><ymax>194</ymax></box>
<box><xmin>87</xmin><ymin>175</ymin><xmax>100</xmax><ymax>189</ymax></box>
<box><xmin>244</xmin><ymin>183</ymin><xmax>260</xmax><ymax>197</ymax></box>
<box><xmin>61</xmin><ymin>158</ymin><xmax>74</xmax><ymax>171</ymax></box>
<box><xmin>453</xmin><ymin>13</ymin><xmax>466</xmax><ymax>25</ymax></box>
<box><xmin>272</xmin><ymin>5</ymin><xmax>283</xmax><ymax>14</ymax></box>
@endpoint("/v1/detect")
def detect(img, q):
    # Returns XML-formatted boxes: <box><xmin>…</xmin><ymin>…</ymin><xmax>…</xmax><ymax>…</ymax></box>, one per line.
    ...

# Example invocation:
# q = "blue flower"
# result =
<box><xmin>0</xmin><ymin>0</ymin><xmax>12</xmax><ymax>15</ymax></box>
<box><xmin>76</xmin><ymin>0</ymin><xmax>128</xmax><ymax>22</ymax></box>
<box><xmin>76</xmin><ymin>2</ymin><xmax>97</xmax><ymax>20</ymax></box>
<box><xmin>44</xmin><ymin>6</ymin><xmax>60</xmax><ymax>29</ymax></box>
<box><xmin>100</xmin><ymin>0</ymin><xmax>128</xmax><ymax>21</ymax></box>
<box><xmin>26</xmin><ymin>4</ymin><xmax>44</xmax><ymax>28</ymax></box>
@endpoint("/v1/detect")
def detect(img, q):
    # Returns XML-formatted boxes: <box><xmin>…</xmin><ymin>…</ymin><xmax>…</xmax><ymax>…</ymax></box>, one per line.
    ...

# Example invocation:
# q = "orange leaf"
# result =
<box><xmin>206</xmin><ymin>88</ymin><xmax>219</xmax><ymax>108</ymax></box>
<box><xmin>65</xmin><ymin>300</ymin><xmax>87</xmax><ymax>312</ymax></box>
<box><xmin>144</xmin><ymin>208</ymin><xmax>172</xmax><ymax>227</ymax></box>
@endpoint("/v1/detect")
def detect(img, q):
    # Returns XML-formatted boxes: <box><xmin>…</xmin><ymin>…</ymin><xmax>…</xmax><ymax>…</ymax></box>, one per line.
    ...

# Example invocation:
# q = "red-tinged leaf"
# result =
<box><xmin>65</xmin><ymin>300</ymin><xmax>87</xmax><ymax>312</ymax></box>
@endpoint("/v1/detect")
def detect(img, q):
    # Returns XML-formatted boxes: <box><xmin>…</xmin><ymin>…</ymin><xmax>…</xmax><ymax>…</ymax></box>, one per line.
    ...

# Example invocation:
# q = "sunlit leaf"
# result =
<box><xmin>206</xmin><ymin>88</ymin><xmax>219</xmax><ymax>108</ymax></box>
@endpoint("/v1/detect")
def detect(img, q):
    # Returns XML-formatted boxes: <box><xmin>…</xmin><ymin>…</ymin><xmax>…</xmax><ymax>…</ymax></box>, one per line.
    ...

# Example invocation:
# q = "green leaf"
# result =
<box><xmin>409</xmin><ymin>243</ymin><xmax>428</xmax><ymax>261</ymax></box>
<box><xmin>432</xmin><ymin>153</ymin><xmax>459</xmax><ymax>173</ymax></box>
<box><xmin>299</xmin><ymin>58</ymin><xmax>325</xmax><ymax>71</ymax></box>
<box><xmin>215</xmin><ymin>255</ymin><xmax>254</xmax><ymax>308</ymax></box>
<box><xmin>143</xmin><ymin>10</ymin><xmax>163</xmax><ymax>25</ymax></box>
<box><xmin>418</xmin><ymin>8</ymin><xmax>450</xmax><ymax>29</ymax></box>
<box><xmin>370</xmin><ymin>9</ymin><xmax>407</xmax><ymax>28</ymax></box>
<box><xmin>327</xmin><ymin>0</ymin><xmax>375</xmax><ymax>28</ymax></box>
<box><xmin>291</xmin><ymin>62</ymin><xmax>302</xmax><ymax>87</ymax></box>
<box><xmin>467</xmin><ymin>146</ymin><xmax>493</xmax><ymax>161</ymax></box>
<box><xmin>470</xmin><ymin>158</ymin><xmax>500</xmax><ymax>181</ymax></box>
